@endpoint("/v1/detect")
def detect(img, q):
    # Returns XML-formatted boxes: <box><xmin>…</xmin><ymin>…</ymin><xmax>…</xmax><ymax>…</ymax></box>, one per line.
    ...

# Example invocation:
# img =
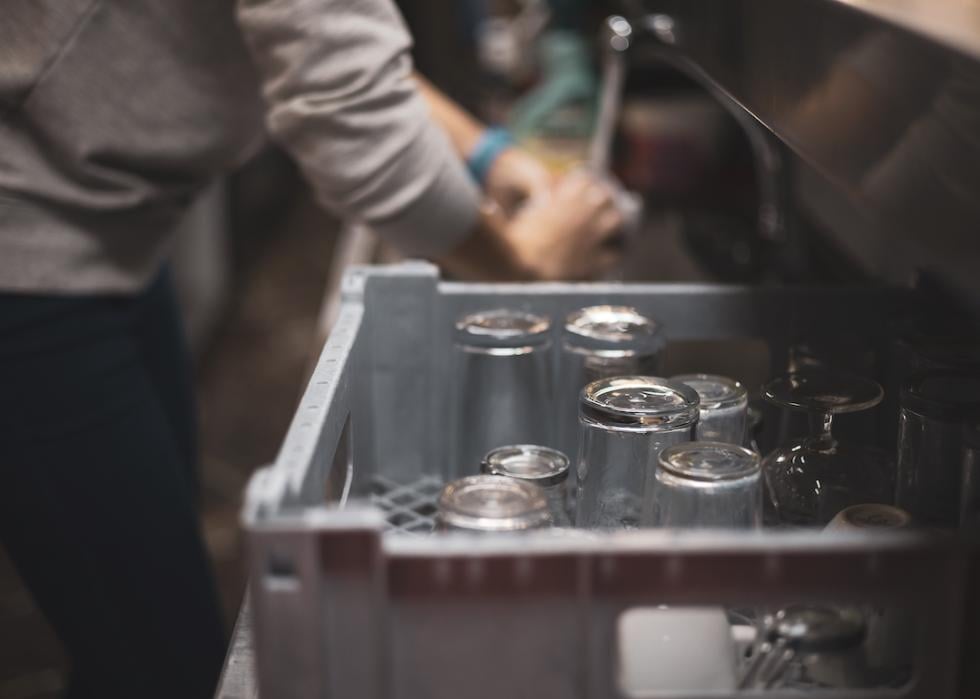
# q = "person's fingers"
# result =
<box><xmin>519</xmin><ymin>157</ymin><xmax>556</xmax><ymax>193</ymax></box>
<box><xmin>585</xmin><ymin>181</ymin><xmax>611</xmax><ymax>208</ymax></box>
<box><xmin>556</xmin><ymin>168</ymin><xmax>595</xmax><ymax>200</ymax></box>
<box><xmin>480</xmin><ymin>198</ymin><xmax>509</xmax><ymax>230</ymax></box>
<box><xmin>485</xmin><ymin>150</ymin><xmax>553</xmax><ymax>213</ymax></box>
<box><xmin>590</xmin><ymin>206</ymin><xmax>626</xmax><ymax>243</ymax></box>
<box><xmin>552</xmin><ymin>178</ymin><xmax>616</xmax><ymax>233</ymax></box>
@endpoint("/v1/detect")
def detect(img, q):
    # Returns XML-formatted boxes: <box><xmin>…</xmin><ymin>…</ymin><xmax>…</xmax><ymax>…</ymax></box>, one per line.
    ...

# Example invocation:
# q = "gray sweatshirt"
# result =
<box><xmin>0</xmin><ymin>0</ymin><xmax>480</xmax><ymax>293</ymax></box>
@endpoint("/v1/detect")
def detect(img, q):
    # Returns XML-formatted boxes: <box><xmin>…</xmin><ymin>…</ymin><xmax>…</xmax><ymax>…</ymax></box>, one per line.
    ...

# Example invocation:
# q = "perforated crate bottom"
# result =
<box><xmin>365</xmin><ymin>475</ymin><xmax>646</xmax><ymax>534</ymax></box>
<box><xmin>367</xmin><ymin>474</ymin><xmax>443</xmax><ymax>535</ymax></box>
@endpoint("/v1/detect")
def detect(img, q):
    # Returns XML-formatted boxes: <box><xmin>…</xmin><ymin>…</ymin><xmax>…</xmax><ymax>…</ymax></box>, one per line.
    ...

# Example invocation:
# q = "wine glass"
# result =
<box><xmin>761</xmin><ymin>371</ymin><xmax>895</xmax><ymax>527</ymax></box>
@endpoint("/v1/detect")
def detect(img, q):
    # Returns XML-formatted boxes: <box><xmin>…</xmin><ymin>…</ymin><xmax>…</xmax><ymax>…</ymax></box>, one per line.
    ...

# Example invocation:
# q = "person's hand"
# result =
<box><xmin>437</xmin><ymin>171</ymin><xmax>624</xmax><ymax>281</ymax></box>
<box><xmin>498</xmin><ymin>170</ymin><xmax>624</xmax><ymax>280</ymax></box>
<box><xmin>484</xmin><ymin>147</ymin><xmax>555</xmax><ymax>216</ymax></box>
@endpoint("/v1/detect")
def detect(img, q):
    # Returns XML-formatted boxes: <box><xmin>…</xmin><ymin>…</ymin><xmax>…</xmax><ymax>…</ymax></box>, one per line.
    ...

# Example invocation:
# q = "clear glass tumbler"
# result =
<box><xmin>746</xmin><ymin>405</ymin><xmax>764</xmax><ymax>453</ymax></box>
<box><xmin>761</xmin><ymin>371</ymin><xmax>894</xmax><ymax>527</ymax></box>
<box><xmin>557</xmin><ymin>306</ymin><xmax>665</xmax><ymax>462</ymax></box>
<box><xmin>575</xmin><ymin>376</ymin><xmax>699</xmax><ymax>529</ymax></box>
<box><xmin>449</xmin><ymin>308</ymin><xmax>552</xmax><ymax>479</ymax></box>
<box><xmin>896</xmin><ymin>370</ymin><xmax>980</xmax><ymax>528</ymax></box>
<box><xmin>672</xmin><ymin>374</ymin><xmax>748</xmax><ymax>444</ymax></box>
<box><xmin>646</xmin><ymin>441</ymin><xmax>762</xmax><ymax>528</ymax></box>
<box><xmin>482</xmin><ymin>444</ymin><xmax>572</xmax><ymax>526</ymax></box>
<box><xmin>436</xmin><ymin>475</ymin><xmax>552</xmax><ymax>532</ymax></box>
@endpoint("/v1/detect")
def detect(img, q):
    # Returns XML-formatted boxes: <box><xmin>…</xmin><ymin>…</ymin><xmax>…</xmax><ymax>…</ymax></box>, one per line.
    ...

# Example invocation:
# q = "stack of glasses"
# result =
<box><xmin>440</xmin><ymin>303</ymin><xmax>945</xmax><ymax>536</ymax></box>
<box><xmin>434</xmin><ymin>304</ymin><xmax>947</xmax><ymax>692</ymax></box>
<box><xmin>445</xmin><ymin>303</ymin><xmax>765</xmax><ymax>532</ymax></box>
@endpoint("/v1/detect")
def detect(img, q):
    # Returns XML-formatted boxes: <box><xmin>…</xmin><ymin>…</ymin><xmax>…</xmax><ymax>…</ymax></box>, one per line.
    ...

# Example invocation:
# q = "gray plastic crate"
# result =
<box><xmin>242</xmin><ymin>262</ymin><xmax>976</xmax><ymax>699</ymax></box>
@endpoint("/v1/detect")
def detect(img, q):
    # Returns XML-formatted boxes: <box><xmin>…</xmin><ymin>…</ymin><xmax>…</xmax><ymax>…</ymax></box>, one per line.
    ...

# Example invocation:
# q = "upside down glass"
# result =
<box><xmin>449</xmin><ymin>308</ymin><xmax>552</xmax><ymax>479</ymax></box>
<box><xmin>896</xmin><ymin>370</ymin><xmax>980</xmax><ymax>528</ymax></box>
<box><xmin>781</xmin><ymin>338</ymin><xmax>878</xmax><ymax>447</ymax></box>
<box><xmin>436</xmin><ymin>475</ymin><xmax>552</xmax><ymax>532</ymax></box>
<box><xmin>575</xmin><ymin>376</ymin><xmax>699</xmax><ymax>529</ymax></box>
<box><xmin>761</xmin><ymin>371</ymin><xmax>894</xmax><ymax>527</ymax></box>
<box><xmin>672</xmin><ymin>374</ymin><xmax>748</xmax><ymax>444</ymax></box>
<box><xmin>647</xmin><ymin>441</ymin><xmax>762</xmax><ymax>528</ymax></box>
<box><xmin>482</xmin><ymin>444</ymin><xmax>572</xmax><ymax>526</ymax></box>
<box><xmin>557</xmin><ymin>306</ymin><xmax>665</xmax><ymax>462</ymax></box>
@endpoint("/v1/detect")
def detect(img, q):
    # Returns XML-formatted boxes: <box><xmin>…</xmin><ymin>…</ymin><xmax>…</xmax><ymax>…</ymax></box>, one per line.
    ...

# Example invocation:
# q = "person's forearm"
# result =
<box><xmin>415</xmin><ymin>73</ymin><xmax>485</xmax><ymax>157</ymax></box>
<box><xmin>236</xmin><ymin>0</ymin><xmax>481</xmax><ymax>259</ymax></box>
<box><xmin>435</xmin><ymin>203</ymin><xmax>532</xmax><ymax>282</ymax></box>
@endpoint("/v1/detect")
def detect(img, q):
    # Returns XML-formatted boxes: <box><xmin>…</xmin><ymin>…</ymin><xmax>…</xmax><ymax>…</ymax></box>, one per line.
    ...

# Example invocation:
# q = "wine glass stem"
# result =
<box><xmin>808</xmin><ymin>411</ymin><xmax>836</xmax><ymax>452</ymax></box>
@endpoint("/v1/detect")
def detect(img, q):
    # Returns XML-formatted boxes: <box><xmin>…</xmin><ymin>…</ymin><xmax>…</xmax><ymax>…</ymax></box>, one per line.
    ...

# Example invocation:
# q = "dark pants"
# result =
<box><xmin>0</xmin><ymin>270</ymin><xmax>226</xmax><ymax>698</ymax></box>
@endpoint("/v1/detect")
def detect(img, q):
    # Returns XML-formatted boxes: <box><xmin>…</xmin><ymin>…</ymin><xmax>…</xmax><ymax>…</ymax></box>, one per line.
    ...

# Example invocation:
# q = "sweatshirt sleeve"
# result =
<box><xmin>235</xmin><ymin>0</ymin><xmax>480</xmax><ymax>257</ymax></box>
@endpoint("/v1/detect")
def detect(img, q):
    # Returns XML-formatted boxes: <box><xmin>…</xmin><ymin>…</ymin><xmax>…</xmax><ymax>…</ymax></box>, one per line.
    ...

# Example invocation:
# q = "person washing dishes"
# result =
<box><xmin>0</xmin><ymin>1</ymin><xmax>624</xmax><ymax>697</ymax></box>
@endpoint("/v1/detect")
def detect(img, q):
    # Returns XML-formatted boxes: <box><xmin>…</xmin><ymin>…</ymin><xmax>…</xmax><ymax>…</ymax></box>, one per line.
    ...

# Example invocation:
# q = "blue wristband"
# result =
<box><xmin>466</xmin><ymin>127</ymin><xmax>513</xmax><ymax>186</ymax></box>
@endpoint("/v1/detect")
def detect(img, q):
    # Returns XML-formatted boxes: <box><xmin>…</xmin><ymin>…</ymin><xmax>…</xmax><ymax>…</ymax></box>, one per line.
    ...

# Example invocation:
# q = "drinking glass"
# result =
<box><xmin>746</xmin><ymin>405</ymin><xmax>764</xmax><ymax>453</ymax></box>
<box><xmin>575</xmin><ymin>376</ymin><xmax>699</xmax><ymax>529</ymax></box>
<box><xmin>824</xmin><ymin>503</ymin><xmax>915</xmax><ymax>686</ymax></box>
<box><xmin>647</xmin><ymin>441</ymin><xmax>762</xmax><ymax>528</ymax></box>
<box><xmin>557</xmin><ymin>305</ymin><xmax>664</xmax><ymax>469</ymax></box>
<box><xmin>761</xmin><ymin>371</ymin><xmax>894</xmax><ymax>527</ymax></box>
<box><xmin>449</xmin><ymin>308</ymin><xmax>552</xmax><ymax>478</ymax></box>
<box><xmin>671</xmin><ymin>374</ymin><xmax>748</xmax><ymax>444</ymax></box>
<box><xmin>436</xmin><ymin>475</ymin><xmax>551</xmax><ymax>532</ymax></box>
<box><xmin>781</xmin><ymin>338</ymin><xmax>877</xmax><ymax>447</ymax></box>
<box><xmin>896</xmin><ymin>370</ymin><xmax>980</xmax><ymax>528</ymax></box>
<box><xmin>482</xmin><ymin>444</ymin><xmax>572</xmax><ymax>526</ymax></box>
